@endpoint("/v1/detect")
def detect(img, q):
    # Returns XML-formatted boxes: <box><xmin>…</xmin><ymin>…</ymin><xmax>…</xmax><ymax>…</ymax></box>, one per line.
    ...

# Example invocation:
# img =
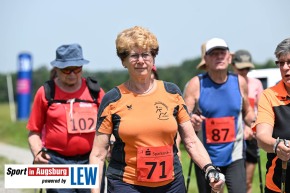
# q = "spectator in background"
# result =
<box><xmin>184</xmin><ymin>37</ymin><xmax>256</xmax><ymax>193</ymax></box>
<box><xmin>196</xmin><ymin>42</ymin><xmax>207</xmax><ymax>71</ymax></box>
<box><xmin>49</xmin><ymin>67</ymin><xmax>57</xmax><ymax>80</ymax></box>
<box><xmin>151</xmin><ymin>65</ymin><xmax>159</xmax><ymax>80</ymax></box>
<box><xmin>232</xmin><ymin>50</ymin><xmax>264</xmax><ymax>193</ymax></box>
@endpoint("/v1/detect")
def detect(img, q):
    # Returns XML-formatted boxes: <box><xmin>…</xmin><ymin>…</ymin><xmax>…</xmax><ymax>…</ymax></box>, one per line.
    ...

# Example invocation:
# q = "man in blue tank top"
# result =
<box><xmin>183</xmin><ymin>38</ymin><xmax>256</xmax><ymax>193</ymax></box>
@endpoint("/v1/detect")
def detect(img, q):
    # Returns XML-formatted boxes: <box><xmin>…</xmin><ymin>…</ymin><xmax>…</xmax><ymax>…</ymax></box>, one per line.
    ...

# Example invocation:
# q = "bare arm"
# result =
<box><xmin>255</xmin><ymin>123</ymin><xmax>275</xmax><ymax>152</ymax></box>
<box><xmin>179</xmin><ymin>120</ymin><xmax>225</xmax><ymax>192</ymax></box>
<box><xmin>28</xmin><ymin>131</ymin><xmax>50</xmax><ymax>164</ymax></box>
<box><xmin>183</xmin><ymin>76</ymin><xmax>205</xmax><ymax>131</ymax></box>
<box><xmin>238</xmin><ymin>75</ymin><xmax>256</xmax><ymax>127</ymax></box>
<box><xmin>183</xmin><ymin>77</ymin><xmax>199</xmax><ymax>114</ymax></box>
<box><xmin>89</xmin><ymin>132</ymin><xmax>110</xmax><ymax>193</ymax></box>
<box><xmin>256</xmin><ymin>122</ymin><xmax>290</xmax><ymax>161</ymax></box>
<box><xmin>179</xmin><ymin>121</ymin><xmax>210</xmax><ymax>168</ymax></box>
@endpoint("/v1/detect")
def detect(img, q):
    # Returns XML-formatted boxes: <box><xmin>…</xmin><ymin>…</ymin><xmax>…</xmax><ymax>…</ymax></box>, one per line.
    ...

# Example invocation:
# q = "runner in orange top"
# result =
<box><xmin>89</xmin><ymin>26</ymin><xmax>225</xmax><ymax>193</ymax></box>
<box><xmin>254</xmin><ymin>38</ymin><xmax>290</xmax><ymax>193</ymax></box>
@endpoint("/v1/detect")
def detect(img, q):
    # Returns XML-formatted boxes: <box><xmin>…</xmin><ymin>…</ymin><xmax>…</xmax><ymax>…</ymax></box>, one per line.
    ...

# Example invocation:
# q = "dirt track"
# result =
<box><xmin>0</xmin><ymin>143</ymin><xmax>33</xmax><ymax>193</ymax></box>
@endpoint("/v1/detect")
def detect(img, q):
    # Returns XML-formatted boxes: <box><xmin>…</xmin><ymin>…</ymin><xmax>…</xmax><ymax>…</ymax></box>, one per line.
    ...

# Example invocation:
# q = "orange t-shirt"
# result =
<box><xmin>253</xmin><ymin>80</ymin><xmax>290</xmax><ymax>192</ymax></box>
<box><xmin>97</xmin><ymin>80</ymin><xmax>189</xmax><ymax>187</ymax></box>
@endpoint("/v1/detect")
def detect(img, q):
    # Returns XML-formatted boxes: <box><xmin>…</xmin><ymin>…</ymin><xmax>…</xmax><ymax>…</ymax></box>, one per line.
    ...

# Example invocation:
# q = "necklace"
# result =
<box><xmin>127</xmin><ymin>80</ymin><xmax>155</xmax><ymax>94</ymax></box>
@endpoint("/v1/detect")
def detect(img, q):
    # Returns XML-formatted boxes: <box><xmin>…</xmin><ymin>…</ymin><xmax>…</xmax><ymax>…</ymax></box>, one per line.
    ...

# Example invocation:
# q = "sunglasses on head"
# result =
<box><xmin>60</xmin><ymin>66</ymin><xmax>82</xmax><ymax>74</ymax></box>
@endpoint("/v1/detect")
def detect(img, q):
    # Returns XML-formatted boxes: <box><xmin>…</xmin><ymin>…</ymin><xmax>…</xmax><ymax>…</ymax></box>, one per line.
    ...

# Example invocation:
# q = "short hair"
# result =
<box><xmin>115</xmin><ymin>26</ymin><xmax>159</xmax><ymax>61</ymax></box>
<box><xmin>274</xmin><ymin>37</ymin><xmax>290</xmax><ymax>59</ymax></box>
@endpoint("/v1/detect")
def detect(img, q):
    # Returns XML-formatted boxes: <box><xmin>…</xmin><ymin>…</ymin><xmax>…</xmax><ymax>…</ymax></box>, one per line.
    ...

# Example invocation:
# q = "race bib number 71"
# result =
<box><xmin>136</xmin><ymin>145</ymin><xmax>173</xmax><ymax>182</ymax></box>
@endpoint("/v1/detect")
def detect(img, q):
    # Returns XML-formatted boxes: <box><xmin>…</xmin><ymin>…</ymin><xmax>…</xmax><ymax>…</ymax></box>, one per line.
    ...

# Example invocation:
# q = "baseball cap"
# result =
<box><xmin>232</xmin><ymin>50</ymin><xmax>255</xmax><ymax>69</ymax></box>
<box><xmin>205</xmin><ymin>38</ymin><xmax>229</xmax><ymax>55</ymax></box>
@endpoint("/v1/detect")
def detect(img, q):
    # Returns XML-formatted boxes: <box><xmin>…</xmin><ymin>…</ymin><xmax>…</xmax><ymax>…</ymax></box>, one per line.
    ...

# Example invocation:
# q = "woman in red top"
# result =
<box><xmin>27</xmin><ymin>44</ymin><xmax>105</xmax><ymax>193</ymax></box>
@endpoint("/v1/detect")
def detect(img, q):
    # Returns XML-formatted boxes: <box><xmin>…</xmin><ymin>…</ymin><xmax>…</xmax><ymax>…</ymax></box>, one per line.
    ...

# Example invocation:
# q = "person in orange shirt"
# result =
<box><xmin>254</xmin><ymin>37</ymin><xmax>290</xmax><ymax>193</ymax></box>
<box><xmin>90</xmin><ymin>26</ymin><xmax>225</xmax><ymax>193</ymax></box>
<box><xmin>27</xmin><ymin>44</ymin><xmax>106</xmax><ymax>193</ymax></box>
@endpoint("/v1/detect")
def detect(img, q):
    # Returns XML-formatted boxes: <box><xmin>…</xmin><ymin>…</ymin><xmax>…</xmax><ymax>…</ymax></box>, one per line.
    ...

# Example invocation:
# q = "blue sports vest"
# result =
<box><xmin>199</xmin><ymin>72</ymin><xmax>244</xmax><ymax>166</ymax></box>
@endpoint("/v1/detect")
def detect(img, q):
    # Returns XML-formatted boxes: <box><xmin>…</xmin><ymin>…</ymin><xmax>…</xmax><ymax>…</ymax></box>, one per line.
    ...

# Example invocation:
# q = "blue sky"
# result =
<box><xmin>1</xmin><ymin>0</ymin><xmax>289</xmax><ymax>74</ymax></box>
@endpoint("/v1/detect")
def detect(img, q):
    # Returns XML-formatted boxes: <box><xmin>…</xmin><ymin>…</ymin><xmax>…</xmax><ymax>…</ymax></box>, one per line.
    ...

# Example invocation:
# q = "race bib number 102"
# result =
<box><xmin>65</xmin><ymin>106</ymin><xmax>97</xmax><ymax>134</ymax></box>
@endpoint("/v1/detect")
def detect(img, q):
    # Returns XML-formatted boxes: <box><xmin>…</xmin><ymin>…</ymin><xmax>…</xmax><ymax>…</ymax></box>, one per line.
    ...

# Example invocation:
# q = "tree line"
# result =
<box><xmin>0</xmin><ymin>56</ymin><xmax>276</xmax><ymax>103</ymax></box>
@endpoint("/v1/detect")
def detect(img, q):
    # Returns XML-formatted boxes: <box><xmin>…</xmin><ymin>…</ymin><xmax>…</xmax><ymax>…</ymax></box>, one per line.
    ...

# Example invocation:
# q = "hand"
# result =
<box><xmin>276</xmin><ymin>140</ymin><xmax>290</xmax><ymax>162</ymax></box>
<box><xmin>209</xmin><ymin>172</ymin><xmax>225</xmax><ymax>193</ymax></box>
<box><xmin>204</xmin><ymin>165</ymin><xmax>225</xmax><ymax>193</ymax></box>
<box><xmin>33</xmin><ymin>150</ymin><xmax>50</xmax><ymax>164</ymax></box>
<box><xmin>190</xmin><ymin>113</ymin><xmax>205</xmax><ymax>132</ymax></box>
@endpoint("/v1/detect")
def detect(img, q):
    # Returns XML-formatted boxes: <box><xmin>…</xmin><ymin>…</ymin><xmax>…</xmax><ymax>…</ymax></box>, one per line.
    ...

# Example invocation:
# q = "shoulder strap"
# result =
<box><xmin>43</xmin><ymin>80</ymin><xmax>55</xmax><ymax>106</ymax></box>
<box><xmin>86</xmin><ymin>76</ymin><xmax>101</xmax><ymax>105</ymax></box>
<box><xmin>43</xmin><ymin>77</ymin><xmax>101</xmax><ymax>107</ymax></box>
<box><xmin>86</xmin><ymin>76</ymin><xmax>100</xmax><ymax>101</ymax></box>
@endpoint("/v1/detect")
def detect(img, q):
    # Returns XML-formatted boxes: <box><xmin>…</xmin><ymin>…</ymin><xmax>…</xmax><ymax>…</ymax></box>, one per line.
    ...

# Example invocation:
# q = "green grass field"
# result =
<box><xmin>0</xmin><ymin>103</ymin><xmax>267</xmax><ymax>192</ymax></box>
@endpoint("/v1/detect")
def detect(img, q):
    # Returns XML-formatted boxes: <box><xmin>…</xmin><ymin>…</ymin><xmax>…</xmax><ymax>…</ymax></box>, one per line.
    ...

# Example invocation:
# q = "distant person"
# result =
<box><xmin>196</xmin><ymin>42</ymin><xmax>207</xmax><ymax>71</ymax></box>
<box><xmin>90</xmin><ymin>26</ymin><xmax>225</xmax><ymax>193</ymax></box>
<box><xmin>184</xmin><ymin>37</ymin><xmax>256</xmax><ymax>193</ymax></box>
<box><xmin>27</xmin><ymin>43</ymin><xmax>106</xmax><ymax>193</ymax></box>
<box><xmin>232</xmin><ymin>50</ymin><xmax>264</xmax><ymax>193</ymax></box>
<box><xmin>50</xmin><ymin>67</ymin><xmax>57</xmax><ymax>80</ymax></box>
<box><xmin>151</xmin><ymin>65</ymin><xmax>159</xmax><ymax>80</ymax></box>
<box><xmin>254</xmin><ymin>37</ymin><xmax>290</xmax><ymax>193</ymax></box>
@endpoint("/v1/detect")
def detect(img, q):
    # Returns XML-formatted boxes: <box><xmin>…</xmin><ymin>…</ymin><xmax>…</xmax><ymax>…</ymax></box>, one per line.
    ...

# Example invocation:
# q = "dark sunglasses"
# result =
<box><xmin>60</xmin><ymin>67</ymin><xmax>82</xmax><ymax>74</ymax></box>
<box><xmin>275</xmin><ymin>61</ymin><xmax>290</xmax><ymax>67</ymax></box>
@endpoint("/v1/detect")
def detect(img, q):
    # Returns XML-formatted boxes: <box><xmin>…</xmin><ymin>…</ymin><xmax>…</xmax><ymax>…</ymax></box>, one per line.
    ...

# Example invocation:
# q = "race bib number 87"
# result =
<box><xmin>136</xmin><ymin>145</ymin><xmax>173</xmax><ymax>182</ymax></box>
<box><xmin>205</xmin><ymin>116</ymin><xmax>235</xmax><ymax>144</ymax></box>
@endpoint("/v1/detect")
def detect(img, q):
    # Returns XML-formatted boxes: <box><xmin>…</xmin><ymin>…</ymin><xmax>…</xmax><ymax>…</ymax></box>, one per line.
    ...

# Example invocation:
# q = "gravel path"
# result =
<box><xmin>0</xmin><ymin>143</ymin><xmax>32</xmax><ymax>164</ymax></box>
<box><xmin>0</xmin><ymin>143</ymin><xmax>33</xmax><ymax>193</ymax></box>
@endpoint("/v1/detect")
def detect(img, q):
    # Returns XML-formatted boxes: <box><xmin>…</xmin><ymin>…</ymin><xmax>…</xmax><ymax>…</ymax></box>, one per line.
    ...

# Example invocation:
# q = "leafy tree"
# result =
<box><xmin>0</xmin><ymin>57</ymin><xmax>277</xmax><ymax>103</ymax></box>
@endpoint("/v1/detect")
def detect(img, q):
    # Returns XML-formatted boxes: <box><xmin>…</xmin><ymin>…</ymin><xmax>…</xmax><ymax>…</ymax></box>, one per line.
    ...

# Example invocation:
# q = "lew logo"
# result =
<box><xmin>5</xmin><ymin>164</ymin><xmax>100</xmax><ymax>189</ymax></box>
<box><xmin>70</xmin><ymin>167</ymin><xmax>98</xmax><ymax>185</ymax></box>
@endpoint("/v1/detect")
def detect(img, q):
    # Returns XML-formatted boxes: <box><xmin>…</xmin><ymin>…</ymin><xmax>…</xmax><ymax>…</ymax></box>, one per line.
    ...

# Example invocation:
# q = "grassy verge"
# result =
<box><xmin>0</xmin><ymin>103</ymin><xmax>267</xmax><ymax>192</ymax></box>
<box><xmin>180</xmin><ymin>143</ymin><xmax>267</xmax><ymax>192</ymax></box>
<box><xmin>0</xmin><ymin>103</ymin><xmax>29</xmax><ymax>148</ymax></box>
<box><xmin>0</xmin><ymin>156</ymin><xmax>37</xmax><ymax>193</ymax></box>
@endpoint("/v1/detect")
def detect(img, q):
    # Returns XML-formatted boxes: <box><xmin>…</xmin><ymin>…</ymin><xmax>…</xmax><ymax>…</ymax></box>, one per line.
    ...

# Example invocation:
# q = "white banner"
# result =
<box><xmin>4</xmin><ymin>164</ymin><xmax>99</xmax><ymax>189</ymax></box>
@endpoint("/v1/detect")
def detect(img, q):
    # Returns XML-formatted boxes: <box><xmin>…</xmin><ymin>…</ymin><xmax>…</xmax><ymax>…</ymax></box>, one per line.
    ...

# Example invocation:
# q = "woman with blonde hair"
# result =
<box><xmin>90</xmin><ymin>26</ymin><xmax>225</xmax><ymax>193</ymax></box>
